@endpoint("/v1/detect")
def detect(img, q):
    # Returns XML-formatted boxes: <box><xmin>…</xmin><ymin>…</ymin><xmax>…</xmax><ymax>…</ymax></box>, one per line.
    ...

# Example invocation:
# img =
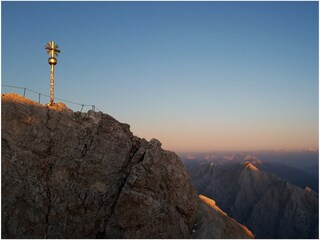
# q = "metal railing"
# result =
<box><xmin>2</xmin><ymin>84</ymin><xmax>102</xmax><ymax>112</ymax></box>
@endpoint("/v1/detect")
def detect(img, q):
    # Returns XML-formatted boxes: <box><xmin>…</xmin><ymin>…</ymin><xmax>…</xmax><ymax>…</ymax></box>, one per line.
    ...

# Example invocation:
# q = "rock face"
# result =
<box><xmin>186</xmin><ymin>161</ymin><xmax>319</xmax><ymax>238</ymax></box>
<box><xmin>192</xmin><ymin>195</ymin><xmax>253</xmax><ymax>239</ymax></box>
<box><xmin>1</xmin><ymin>93</ymin><xmax>253</xmax><ymax>239</ymax></box>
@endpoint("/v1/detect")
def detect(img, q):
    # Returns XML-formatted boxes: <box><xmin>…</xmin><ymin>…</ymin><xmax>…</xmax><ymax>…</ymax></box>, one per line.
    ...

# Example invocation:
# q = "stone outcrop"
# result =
<box><xmin>192</xmin><ymin>195</ymin><xmax>253</xmax><ymax>239</ymax></box>
<box><xmin>2</xmin><ymin>93</ymin><xmax>253</xmax><ymax>239</ymax></box>
<box><xmin>186</xmin><ymin>161</ymin><xmax>319</xmax><ymax>238</ymax></box>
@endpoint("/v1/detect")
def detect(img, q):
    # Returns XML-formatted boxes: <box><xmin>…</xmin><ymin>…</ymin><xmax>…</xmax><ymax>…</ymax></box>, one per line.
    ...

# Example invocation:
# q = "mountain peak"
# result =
<box><xmin>2</xmin><ymin>93</ymin><xmax>253</xmax><ymax>239</ymax></box>
<box><xmin>3</xmin><ymin>93</ymin><xmax>71</xmax><ymax>112</ymax></box>
<box><xmin>304</xmin><ymin>186</ymin><xmax>313</xmax><ymax>193</ymax></box>
<box><xmin>244</xmin><ymin>161</ymin><xmax>259</xmax><ymax>171</ymax></box>
<box><xmin>187</xmin><ymin>158</ymin><xmax>319</xmax><ymax>238</ymax></box>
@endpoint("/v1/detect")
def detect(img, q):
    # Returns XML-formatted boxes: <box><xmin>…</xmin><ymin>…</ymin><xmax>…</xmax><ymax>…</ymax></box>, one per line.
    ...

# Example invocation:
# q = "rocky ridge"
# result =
<box><xmin>2</xmin><ymin>93</ymin><xmax>253</xmax><ymax>239</ymax></box>
<box><xmin>187</xmin><ymin>160</ymin><xmax>319</xmax><ymax>238</ymax></box>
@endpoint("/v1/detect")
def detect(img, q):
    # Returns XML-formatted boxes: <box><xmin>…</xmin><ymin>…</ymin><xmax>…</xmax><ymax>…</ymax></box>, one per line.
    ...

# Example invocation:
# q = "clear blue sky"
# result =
<box><xmin>2</xmin><ymin>1</ymin><xmax>318</xmax><ymax>152</ymax></box>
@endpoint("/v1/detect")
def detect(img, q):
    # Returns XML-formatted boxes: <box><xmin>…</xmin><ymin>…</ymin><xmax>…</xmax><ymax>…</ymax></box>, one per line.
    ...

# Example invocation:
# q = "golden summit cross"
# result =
<box><xmin>45</xmin><ymin>41</ymin><xmax>61</xmax><ymax>106</ymax></box>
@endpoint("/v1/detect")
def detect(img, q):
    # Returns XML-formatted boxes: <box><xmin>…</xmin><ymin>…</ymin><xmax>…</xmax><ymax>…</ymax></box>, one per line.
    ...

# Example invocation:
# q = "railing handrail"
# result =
<box><xmin>2</xmin><ymin>84</ymin><xmax>101</xmax><ymax>112</ymax></box>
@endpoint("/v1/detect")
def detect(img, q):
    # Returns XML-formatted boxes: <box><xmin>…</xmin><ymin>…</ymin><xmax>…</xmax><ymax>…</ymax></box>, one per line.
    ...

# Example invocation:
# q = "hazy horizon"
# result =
<box><xmin>2</xmin><ymin>1</ymin><xmax>318</xmax><ymax>152</ymax></box>
<box><xmin>178</xmin><ymin>149</ymin><xmax>319</xmax><ymax>181</ymax></box>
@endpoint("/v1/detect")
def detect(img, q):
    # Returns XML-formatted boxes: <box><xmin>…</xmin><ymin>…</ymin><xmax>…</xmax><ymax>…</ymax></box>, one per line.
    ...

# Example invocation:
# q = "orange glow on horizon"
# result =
<box><xmin>130</xmin><ymin>119</ymin><xmax>318</xmax><ymax>152</ymax></box>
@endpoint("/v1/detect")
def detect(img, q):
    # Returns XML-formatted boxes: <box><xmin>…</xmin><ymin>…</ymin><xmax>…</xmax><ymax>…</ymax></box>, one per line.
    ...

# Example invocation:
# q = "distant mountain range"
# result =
<box><xmin>184</xmin><ymin>159</ymin><xmax>319</xmax><ymax>238</ymax></box>
<box><xmin>180</xmin><ymin>151</ymin><xmax>319</xmax><ymax>178</ymax></box>
<box><xmin>183</xmin><ymin>153</ymin><xmax>318</xmax><ymax>193</ymax></box>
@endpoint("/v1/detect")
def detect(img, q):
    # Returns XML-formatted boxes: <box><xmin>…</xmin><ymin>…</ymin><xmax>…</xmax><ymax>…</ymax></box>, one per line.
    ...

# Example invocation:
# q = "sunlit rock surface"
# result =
<box><xmin>2</xmin><ymin>93</ymin><xmax>253</xmax><ymax>239</ymax></box>
<box><xmin>192</xmin><ymin>195</ymin><xmax>253</xmax><ymax>239</ymax></box>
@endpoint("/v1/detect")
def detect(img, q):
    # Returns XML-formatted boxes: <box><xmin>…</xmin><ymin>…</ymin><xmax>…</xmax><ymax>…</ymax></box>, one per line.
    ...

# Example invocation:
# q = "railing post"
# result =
<box><xmin>80</xmin><ymin>104</ymin><xmax>84</xmax><ymax>112</ymax></box>
<box><xmin>23</xmin><ymin>88</ymin><xmax>26</xmax><ymax>97</ymax></box>
<box><xmin>38</xmin><ymin>93</ymin><xmax>41</xmax><ymax>103</ymax></box>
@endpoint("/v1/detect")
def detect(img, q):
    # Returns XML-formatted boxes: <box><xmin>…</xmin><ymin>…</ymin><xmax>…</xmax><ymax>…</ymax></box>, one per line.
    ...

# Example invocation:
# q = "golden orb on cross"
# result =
<box><xmin>48</xmin><ymin>57</ymin><xmax>57</xmax><ymax>65</ymax></box>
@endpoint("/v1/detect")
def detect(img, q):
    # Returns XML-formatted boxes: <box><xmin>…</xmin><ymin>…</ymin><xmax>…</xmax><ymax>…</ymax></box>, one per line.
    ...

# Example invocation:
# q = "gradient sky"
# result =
<box><xmin>2</xmin><ymin>1</ymin><xmax>318</xmax><ymax>152</ymax></box>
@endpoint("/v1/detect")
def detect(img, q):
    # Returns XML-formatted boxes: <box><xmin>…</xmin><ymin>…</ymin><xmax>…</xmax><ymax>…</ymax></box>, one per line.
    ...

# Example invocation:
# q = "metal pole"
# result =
<box><xmin>38</xmin><ymin>93</ymin><xmax>41</xmax><ymax>103</ymax></box>
<box><xmin>50</xmin><ymin>64</ymin><xmax>54</xmax><ymax>105</ymax></box>
<box><xmin>23</xmin><ymin>88</ymin><xmax>26</xmax><ymax>97</ymax></box>
<box><xmin>45</xmin><ymin>40</ymin><xmax>60</xmax><ymax>106</ymax></box>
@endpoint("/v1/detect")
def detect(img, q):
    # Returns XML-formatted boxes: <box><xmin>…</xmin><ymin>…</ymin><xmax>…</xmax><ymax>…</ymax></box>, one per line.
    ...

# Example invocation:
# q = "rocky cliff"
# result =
<box><xmin>1</xmin><ymin>93</ymin><xmax>253</xmax><ymax>239</ymax></box>
<box><xmin>187</xmin><ymin>161</ymin><xmax>319</xmax><ymax>238</ymax></box>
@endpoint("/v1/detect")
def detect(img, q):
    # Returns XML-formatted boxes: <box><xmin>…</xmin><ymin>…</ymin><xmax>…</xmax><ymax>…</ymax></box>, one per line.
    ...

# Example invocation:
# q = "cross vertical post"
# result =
<box><xmin>50</xmin><ymin>64</ymin><xmax>54</xmax><ymax>105</ymax></box>
<box><xmin>45</xmin><ymin>41</ymin><xmax>61</xmax><ymax>106</ymax></box>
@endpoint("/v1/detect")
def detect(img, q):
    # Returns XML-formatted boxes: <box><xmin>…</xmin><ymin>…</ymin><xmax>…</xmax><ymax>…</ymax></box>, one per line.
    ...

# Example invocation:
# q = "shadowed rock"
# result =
<box><xmin>2</xmin><ymin>93</ymin><xmax>253</xmax><ymax>239</ymax></box>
